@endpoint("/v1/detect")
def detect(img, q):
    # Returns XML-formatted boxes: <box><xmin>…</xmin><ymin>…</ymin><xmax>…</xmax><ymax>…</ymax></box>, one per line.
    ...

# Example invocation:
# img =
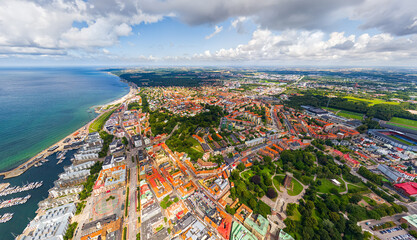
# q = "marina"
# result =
<box><xmin>0</xmin><ymin>195</ymin><xmax>31</xmax><ymax>209</ymax></box>
<box><xmin>0</xmin><ymin>213</ymin><xmax>13</xmax><ymax>224</ymax></box>
<box><xmin>0</xmin><ymin>182</ymin><xmax>43</xmax><ymax>197</ymax></box>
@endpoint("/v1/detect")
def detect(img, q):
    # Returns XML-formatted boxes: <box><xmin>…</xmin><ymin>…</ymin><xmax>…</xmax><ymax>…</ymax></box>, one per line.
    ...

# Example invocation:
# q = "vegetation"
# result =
<box><xmin>358</xmin><ymin>167</ymin><xmax>383</xmax><ymax>186</ymax></box>
<box><xmin>79</xmin><ymin>161</ymin><xmax>103</xmax><ymax>200</ymax></box>
<box><xmin>123</xmin><ymin>227</ymin><xmax>127</xmax><ymax>240</ymax></box>
<box><xmin>63</xmin><ymin>222</ymin><xmax>78</xmax><ymax>240</ymax></box>
<box><xmin>166</xmin><ymin>105</ymin><xmax>225</xmax><ymax>161</ymax></box>
<box><xmin>75</xmin><ymin>201</ymin><xmax>86</xmax><ymax>215</ymax></box>
<box><xmin>371</xmin><ymin>221</ymin><xmax>395</xmax><ymax>230</ymax></box>
<box><xmin>266</xmin><ymin>188</ymin><xmax>278</xmax><ymax>199</ymax></box>
<box><xmin>285</xmin><ymin>92</ymin><xmax>417</xmax><ymax>121</ymax></box>
<box><xmin>140</xmin><ymin>94</ymin><xmax>150</xmax><ymax>113</ymax></box>
<box><xmin>344</xmin><ymin>96</ymin><xmax>400</xmax><ymax>106</ymax></box>
<box><xmin>160</xmin><ymin>195</ymin><xmax>174</xmax><ymax>209</ymax></box>
<box><xmin>98</xmin><ymin>131</ymin><xmax>114</xmax><ymax>158</ymax></box>
<box><xmin>89</xmin><ymin>109</ymin><xmax>115</xmax><ymax>133</ymax></box>
<box><xmin>389</xmin><ymin>117</ymin><xmax>417</xmax><ymax>128</ymax></box>
<box><xmin>125</xmin><ymin>187</ymin><xmax>129</xmax><ymax>217</ymax></box>
<box><xmin>119</xmin><ymin>70</ymin><xmax>222</xmax><ymax>87</ymax></box>
<box><xmin>316</xmin><ymin>178</ymin><xmax>345</xmax><ymax>194</ymax></box>
<box><xmin>287</xmin><ymin>178</ymin><xmax>304</xmax><ymax>196</ymax></box>
<box><xmin>128</xmin><ymin>101</ymin><xmax>141</xmax><ymax>110</ymax></box>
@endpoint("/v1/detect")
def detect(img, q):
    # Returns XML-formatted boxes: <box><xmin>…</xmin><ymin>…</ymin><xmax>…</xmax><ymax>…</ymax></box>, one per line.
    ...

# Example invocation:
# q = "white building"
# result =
<box><xmin>19</xmin><ymin>203</ymin><xmax>76</xmax><ymax>240</ymax></box>
<box><xmin>133</xmin><ymin>135</ymin><xmax>142</xmax><ymax>148</ymax></box>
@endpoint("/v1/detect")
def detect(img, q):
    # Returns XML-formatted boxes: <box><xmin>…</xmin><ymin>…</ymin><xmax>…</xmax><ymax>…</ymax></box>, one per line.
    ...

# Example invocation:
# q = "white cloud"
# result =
<box><xmin>193</xmin><ymin>29</ymin><xmax>417</xmax><ymax>64</ymax></box>
<box><xmin>0</xmin><ymin>0</ymin><xmax>162</xmax><ymax>55</ymax></box>
<box><xmin>231</xmin><ymin>17</ymin><xmax>248</xmax><ymax>33</ymax></box>
<box><xmin>205</xmin><ymin>25</ymin><xmax>223</xmax><ymax>39</ymax></box>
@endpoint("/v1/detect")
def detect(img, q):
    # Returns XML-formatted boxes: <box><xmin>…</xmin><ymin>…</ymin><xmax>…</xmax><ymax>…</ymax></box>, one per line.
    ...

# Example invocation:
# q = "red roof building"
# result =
<box><xmin>394</xmin><ymin>182</ymin><xmax>417</xmax><ymax>197</ymax></box>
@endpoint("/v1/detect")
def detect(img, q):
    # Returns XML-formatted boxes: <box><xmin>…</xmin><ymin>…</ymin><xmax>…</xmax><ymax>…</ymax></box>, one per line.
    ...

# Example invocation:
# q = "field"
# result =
<box><xmin>389</xmin><ymin>117</ymin><xmax>417</xmax><ymax>129</ymax></box>
<box><xmin>316</xmin><ymin>178</ymin><xmax>346</xmax><ymax>194</ymax></box>
<box><xmin>386</xmin><ymin>122</ymin><xmax>417</xmax><ymax>131</ymax></box>
<box><xmin>337</xmin><ymin>110</ymin><xmax>363</xmax><ymax>120</ymax></box>
<box><xmin>344</xmin><ymin>96</ymin><xmax>400</xmax><ymax>106</ymax></box>
<box><xmin>89</xmin><ymin>109</ymin><xmax>115</xmax><ymax>133</ymax></box>
<box><xmin>324</xmin><ymin>107</ymin><xmax>363</xmax><ymax>120</ymax></box>
<box><xmin>287</xmin><ymin>178</ymin><xmax>303</xmax><ymax>196</ymax></box>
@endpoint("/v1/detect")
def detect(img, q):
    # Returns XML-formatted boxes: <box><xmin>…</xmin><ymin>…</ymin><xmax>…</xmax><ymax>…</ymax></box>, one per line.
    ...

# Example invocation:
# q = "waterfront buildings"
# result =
<box><xmin>18</xmin><ymin>203</ymin><xmax>76</xmax><ymax>240</ymax></box>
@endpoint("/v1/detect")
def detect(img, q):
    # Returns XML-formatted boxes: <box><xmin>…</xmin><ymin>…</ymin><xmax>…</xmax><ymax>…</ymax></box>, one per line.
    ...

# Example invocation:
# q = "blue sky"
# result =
<box><xmin>0</xmin><ymin>0</ymin><xmax>417</xmax><ymax>66</ymax></box>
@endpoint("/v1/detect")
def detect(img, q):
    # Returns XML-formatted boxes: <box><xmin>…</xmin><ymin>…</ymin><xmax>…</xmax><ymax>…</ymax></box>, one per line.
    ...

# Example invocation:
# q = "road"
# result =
<box><xmin>125</xmin><ymin>148</ymin><xmax>139</xmax><ymax>240</ymax></box>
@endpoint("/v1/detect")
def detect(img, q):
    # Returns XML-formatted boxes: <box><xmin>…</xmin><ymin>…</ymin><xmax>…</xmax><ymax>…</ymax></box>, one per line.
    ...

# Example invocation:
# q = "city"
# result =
<box><xmin>5</xmin><ymin>68</ymin><xmax>417</xmax><ymax>240</ymax></box>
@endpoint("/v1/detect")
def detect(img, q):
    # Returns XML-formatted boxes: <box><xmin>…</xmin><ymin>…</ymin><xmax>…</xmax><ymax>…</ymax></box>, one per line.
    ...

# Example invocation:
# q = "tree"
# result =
<box><xmin>349</xmin><ymin>194</ymin><xmax>362</xmax><ymax>204</ymax></box>
<box><xmin>237</xmin><ymin>163</ymin><xmax>245</xmax><ymax>171</ymax></box>
<box><xmin>251</xmin><ymin>175</ymin><xmax>261</xmax><ymax>185</ymax></box>
<box><xmin>401</xmin><ymin>223</ymin><xmax>408</xmax><ymax>229</ymax></box>
<box><xmin>266</xmin><ymin>188</ymin><xmax>278</xmax><ymax>199</ymax></box>
<box><xmin>249</xmin><ymin>198</ymin><xmax>257</xmax><ymax>209</ymax></box>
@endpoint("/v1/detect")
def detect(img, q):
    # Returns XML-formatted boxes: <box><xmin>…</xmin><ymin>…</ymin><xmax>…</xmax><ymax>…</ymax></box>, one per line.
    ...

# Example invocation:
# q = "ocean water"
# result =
<box><xmin>0</xmin><ymin>67</ymin><xmax>129</xmax><ymax>239</ymax></box>
<box><xmin>0</xmin><ymin>67</ymin><xmax>129</xmax><ymax>171</ymax></box>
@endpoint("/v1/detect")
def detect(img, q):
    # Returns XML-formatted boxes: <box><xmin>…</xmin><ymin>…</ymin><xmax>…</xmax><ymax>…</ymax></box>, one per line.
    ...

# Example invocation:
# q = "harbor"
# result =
<box><xmin>0</xmin><ymin>195</ymin><xmax>31</xmax><ymax>209</ymax></box>
<box><xmin>0</xmin><ymin>181</ymin><xmax>43</xmax><ymax>197</ymax></box>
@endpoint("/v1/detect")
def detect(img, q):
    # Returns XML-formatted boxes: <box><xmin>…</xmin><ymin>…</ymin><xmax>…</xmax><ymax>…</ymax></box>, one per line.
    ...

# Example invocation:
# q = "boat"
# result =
<box><xmin>0</xmin><ymin>213</ymin><xmax>13</xmax><ymax>223</ymax></box>
<box><xmin>0</xmin><ymin>195</ymin><xmax>31</xmax><ymax>209</ymax></box>
<box><xmin>56</xmin><ymin>150</ymin><xmax>67</xmax><ymax>160</ymax></box>
<box><xmin>0</xmin><ymin>181</ymin><xmax>43</xmax><ymax>197</ymax></box>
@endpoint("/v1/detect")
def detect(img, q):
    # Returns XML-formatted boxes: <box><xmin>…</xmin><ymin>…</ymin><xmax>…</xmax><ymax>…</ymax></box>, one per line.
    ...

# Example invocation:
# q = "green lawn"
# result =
<box><xmin>347</xmin><ymin>183</ymin><xmax>368</xmax><ymax>193</ymax></box>
<box><xmin>387</xmin><ymin>117</ymin><xmax>417</xmax><ymax>131</ymax></box>
<box><xmin>337</xmin><ymin>110</ymin><xmax>363</xmax><ymax>120</ymax></box>
<box><xmin>189</xmin><ymin>137</ymin><xmax>204</xmax><ymax>153</ymax></box>
<box><xmin>344</xmin><ymin>96</ymin><xmax>400</xmax><ymax>106</ymax></box>
<box><xmin>287</xmin><ymin>178</ymin><xmax>303</xmax><ymax>196</ymax></box>
<box><xmin>386</xmin><ymin>122</ymin><xmax>417</xmax><ymax>131</ymax></box>
<box><xmin>323</xmin><ymin>107</ymin><xmax>363</xmax><ymax>120</ymax></box>
<box><xmin>242</xmin><ymin>170</ymin><xmax>254</xmax><ymax>181</ymax></box>
<box><xmin>390</xmin><ymin>117</ymin><xmax>417</xmax><ymax>127</ymax></box>
<box><xmin>289</xmin><ymin>207</ymin><xmax>302</xmax><ymax>221</ymax></box>
<box><xmin>316</xmin><ymin>178</ymin><xmax>346</xmax><ymax>194</ymax></box>
<box><xmin>273</xmin><ymin>175</ymin><xmax>285</xmax><ymax>192</ymax></box>
<box><xmin>89</xmin><ymin>109</ymin><xmax>115</xmax><ymax>133</ymax></box>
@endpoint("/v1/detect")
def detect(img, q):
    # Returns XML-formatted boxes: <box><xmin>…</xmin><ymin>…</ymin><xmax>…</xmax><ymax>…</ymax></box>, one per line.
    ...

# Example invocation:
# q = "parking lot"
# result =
<box><xmin>359</xmin><ymin>214</ymin><xmax>413</xmax><ymax>240</ymax></box>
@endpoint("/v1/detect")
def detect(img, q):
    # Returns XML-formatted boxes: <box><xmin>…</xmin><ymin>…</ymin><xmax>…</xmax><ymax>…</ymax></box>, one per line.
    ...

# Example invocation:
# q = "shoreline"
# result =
<box><xmin>0</xmin><ymin>84</ymin><xmax>136</xmax><ymax>180</ymax></box>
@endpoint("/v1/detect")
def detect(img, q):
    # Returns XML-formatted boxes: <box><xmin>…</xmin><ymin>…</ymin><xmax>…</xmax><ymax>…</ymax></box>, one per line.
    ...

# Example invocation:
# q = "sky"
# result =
<box><xmin>1</xmin><ymin>0</ymin><xmax>417</xmax><ymax>67</ymax></box>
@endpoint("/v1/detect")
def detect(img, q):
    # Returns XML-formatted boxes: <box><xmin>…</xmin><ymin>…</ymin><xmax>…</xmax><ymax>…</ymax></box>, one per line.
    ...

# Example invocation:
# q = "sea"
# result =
<box><xmin>0</xmin><ymin>67</ymin><xmax>129</xmax><ymax>239</ymax></box>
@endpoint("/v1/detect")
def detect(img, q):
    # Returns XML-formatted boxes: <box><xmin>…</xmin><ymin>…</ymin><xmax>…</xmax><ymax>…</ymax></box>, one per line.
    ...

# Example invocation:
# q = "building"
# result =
<box><xmin>278</xmin><ymin>230</ymin><xmax>295</xmax><ymax>240</ymax></box>
<box><xmin>394</xmin><ymin>182</ymin><xmax>417</xmax><ymax>197</ymax></box>
<box><xmin>401</xmin><ymin>214</ymin><xmax>417</xmax><ymax>232</ymax></box>
<box><xmin>244</xmin><ymin>214</ymin><xmax>269</xmax><ymax>240</ymax></box>
<box><xmin>246</xmin><ymin>137</ymin><xmax>265</xmax><ymax>147</ymax></box>
<box><xmin>94</xmin><ymin>165</ymin><xmax>126</xmax><ymax>193</ymax></box>
<box><xmin>368</xmin><ymin>129</ymin><xmax>417</xmax><ymax>152</ymax></box>
<box><xmin>109</xmin><ymin>138</ymin><xmax>125</xmax><ymax>155</ymax></box>
<box><xmin>80</xmin><ymin>214</ymin><xmax>122</xmax><ymax>240</ymax></box>
<box><xmin>230</xmin><ymin>221</ymin><xmax>257</xmax><ymax>240</ymax></box>
<box><xmin>18</xmin><ymin>203</ymin><xmax>76</xmax><ymax>240</ymax></box>
<box><xmin>133</xmin><ymin>134</ymin><xmax>143</xmax><ymax>147</ymax></box>
<box><xmin>378</xmin><ymin>164</ymin><xmax>404</xmax><ymax>183</ymax></box>
<box><xmin>301</xmin><ymin>105</ymin><xmax>328</xmax><ymax>116</ymax></box>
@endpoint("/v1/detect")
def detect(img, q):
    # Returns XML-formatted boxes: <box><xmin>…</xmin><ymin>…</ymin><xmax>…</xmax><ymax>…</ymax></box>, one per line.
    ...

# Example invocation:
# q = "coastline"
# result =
<box><xmin>0</xmin><ymin>84</ymin><xmax>136</xmax><ymax>180</ymax></box>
